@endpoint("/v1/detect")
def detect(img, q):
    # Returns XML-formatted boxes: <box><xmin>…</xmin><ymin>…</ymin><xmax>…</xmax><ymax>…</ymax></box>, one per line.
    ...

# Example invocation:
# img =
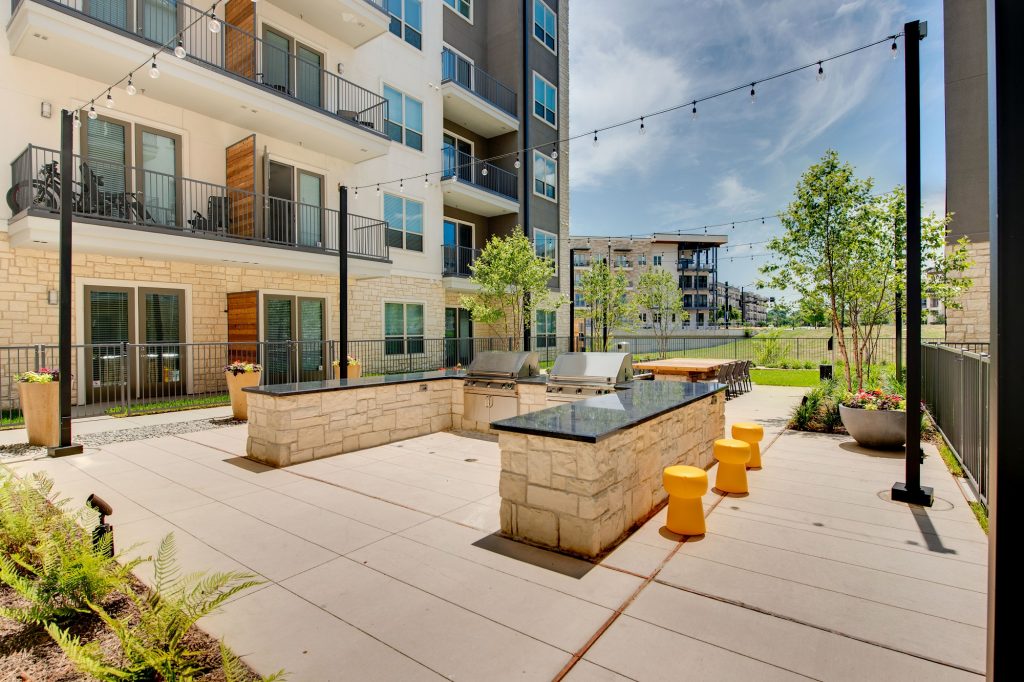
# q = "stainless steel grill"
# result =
<box><xmin>546</xmin><ymin>352</ymin><xmax>634</xmax><ymax>403</ymax></box>
<box><xmin>463</xmin><ymin>351</ymin><xmax>539</xmax><ymax>423</ymax></box>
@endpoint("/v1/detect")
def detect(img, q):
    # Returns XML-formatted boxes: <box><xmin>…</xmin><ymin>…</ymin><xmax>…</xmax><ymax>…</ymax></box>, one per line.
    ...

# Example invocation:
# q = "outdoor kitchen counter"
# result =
<box><xmin>244</xmin><ymin>370</ymin><xmax>465</xmax><ymax>467</ymax></box>
<box><xmin>493</xmin><ymin>380</ymin><xmax>726</xmax><ymax>558</ymax></box>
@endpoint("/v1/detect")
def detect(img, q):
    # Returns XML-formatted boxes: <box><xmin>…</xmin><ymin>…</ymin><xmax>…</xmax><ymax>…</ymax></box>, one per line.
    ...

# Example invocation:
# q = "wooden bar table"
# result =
<box><xmin>632</xmin><ymin>358</ymin><xmax>735</xmax><ymax>382</ymax></box>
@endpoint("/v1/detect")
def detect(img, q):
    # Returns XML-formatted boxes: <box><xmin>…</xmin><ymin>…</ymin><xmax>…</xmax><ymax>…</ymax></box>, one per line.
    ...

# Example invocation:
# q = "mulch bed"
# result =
<box><xmin>0</xmin><ymin>577</ymin><xmax>254</xmax><ymax>682</ymax></box>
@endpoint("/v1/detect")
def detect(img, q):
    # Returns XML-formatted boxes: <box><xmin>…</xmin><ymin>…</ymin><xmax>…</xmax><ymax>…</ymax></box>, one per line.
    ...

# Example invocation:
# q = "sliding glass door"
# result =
<box><xmin>263</xmin><ymin>295</ymin><xmax>326</xmax><ymax>384</ymax></box>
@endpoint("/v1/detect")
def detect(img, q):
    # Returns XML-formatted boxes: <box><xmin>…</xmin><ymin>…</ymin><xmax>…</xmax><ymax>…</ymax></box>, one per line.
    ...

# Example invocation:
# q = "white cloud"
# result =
<box><xmin>713</xmin><ymin>173</ymin><xmax>764</xmax><ymax>209</ymax></box>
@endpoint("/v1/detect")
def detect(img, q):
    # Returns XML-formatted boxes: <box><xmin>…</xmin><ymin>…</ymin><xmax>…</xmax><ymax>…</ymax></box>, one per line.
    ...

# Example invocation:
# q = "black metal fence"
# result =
<box><xmin>441</xmin><ymin>244</ymin><xmax>480</xmax><ymax>277</ymax></box>
<box><xmin>441</xmin><ymin>145</ymin><xmax>518</xmax><ymax>201</ymax></box>
<box><xmin>14</xmin><ymin>0</ymin><xmax>389</xmax><ymax>134</ymax></box>
<box><xmin>441</xmin><ymin>47</ymin><xmax>517</xmax><ymax>118</ymax></box>
<box><xmin>9</xmin><ymin>145</ymin><xmax>390</xmax><ymax>261</ymax></box>
<box><xmin>922</xmin><ymin>343</ymin><xmax>990</xmax><ymax>505</ymax></box>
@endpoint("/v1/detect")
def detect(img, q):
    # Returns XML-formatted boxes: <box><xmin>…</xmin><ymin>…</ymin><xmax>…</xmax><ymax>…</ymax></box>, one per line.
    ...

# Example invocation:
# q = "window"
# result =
<box><xmin>536</xmin><ymin>310</ymin><xmax>556</xmax><ymax>348</ymax></box>
<box><xmin>615</xmin><ymin>255</ymin><xmax>630</xmax><ymax>268</ymax></box>
<box><xmin>652</xmin><ymin>313</ymin><xmax>662</xmax><ymax>324</ymax></box>
<box><xmin>574</xmin><ymin>294</ymin><xmax>586</xmax><ymax>307</ymax></box>
<box><xmin>533</xmin><ymin>73</ymin><xmax>557</xmax><ymax>127</ymax></box>
<box><xmin>682</xmin><ymin>275</ymin><xmax>693</xmax><ymax>288</ymax></box>
<box><xmin>697</xmin><ymin>294</ymin><xmax>708</xmax><ymax>307</ymax></box>
<box><xmin>383</xmin><ymin>193</ymin><xmax>424</xmax><ymax>251</ymax></box>
<box><xmin>639</xmin><ymin>312</ymin><xmax>648</xmax><ymax>323</ymax></box>
<box><xmin>683</xmin><ymin>294</ymin><xmax>693</xmax><ymax>307</ymax></box>
<box><xmin>534</xmin><ymin>229</ymin><xmax>558</xmax><ymax>265</ymax></box>
<box><xmin>385</xmin><ymin>302</ymin><xmax>424</xmax><ymax>355</ymax></box>
<box><xmin>653</xmin><ymin>255</ymin><xmax>662</xmax><ymax>266</ymax></box>
<box><xmin>533</xmin><ymin>0</ymin><xmax>556</xmax><ymax>53</ymax></box>
<box><xmin>697</xmin><ymin>275</ymin><xmax>708</xmax><ymax>288</ymax></box>
<box><xmin>533</xmin><ymin>151</ymin><xmax>557</xmax><ymax>200</ymax></box>
<box><xmin>444</xmin><ymin>0</ymin><xmax>471</xmax><ymax>20</ymax></box>
<box><xmin>384</xmin><ymin>85</ymin><xmax>423</xmax><ymax>150</ymax></box>
<box><xmin>638</xmin><ymin>254</ymin><xmax>647</xmax><ymax>266</ymax></box>
<box><xmin>386</xmin><ymin>0</ymin><xmax>422</xmax><ymax>49</ymax></box>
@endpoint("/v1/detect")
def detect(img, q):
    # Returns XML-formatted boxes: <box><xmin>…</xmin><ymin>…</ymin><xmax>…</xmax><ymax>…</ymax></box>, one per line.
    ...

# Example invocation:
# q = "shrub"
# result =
<box><xmin>754</xmin><ymin>330</ymin><xmax>784</xmax><ymax>367</ymax></box>
<box><xmin>0</xmin><ymin>472</ymin><xmax>65</xmax><ymax>565</ymax></box>
<box><xmin>803</xmin><ymin>360</ymin><xmax>816</xmax><ymax>370</ymax></box>
<box><xmin>48</xmin><ymin>533</ymin><xmax>275</xmax><ymax>681</ymax></box>
<box><xmin>790</xmin><ymin>379</ymin><xmax>844</xmax><ymax>433</ymax></box>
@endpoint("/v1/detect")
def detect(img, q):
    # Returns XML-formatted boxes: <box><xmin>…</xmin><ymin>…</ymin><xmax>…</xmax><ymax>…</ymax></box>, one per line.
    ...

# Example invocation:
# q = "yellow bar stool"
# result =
<box><xmin>714</xmin><ymin>438</ymin><xmax>751</xmax><ymax>494</ymax></box>
<box><xmin>663</xmin><ymin>465</ymin><xmax>708</xmax><ymax>535</ymax></box>
<box><xmin>732</xmin><ymin>422</ymin><xmax>765</xmax><ymax>468</ymax></box>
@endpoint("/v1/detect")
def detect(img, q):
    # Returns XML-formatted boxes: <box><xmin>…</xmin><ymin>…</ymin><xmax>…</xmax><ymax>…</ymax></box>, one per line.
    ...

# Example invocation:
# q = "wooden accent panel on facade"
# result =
<box><xmin>227</xmin><ymin>291</ymin><xmax>259</xmax><ymax>363</ymax></box>
<box><xmin>225</xmin><ymin>0</ymin><xmax>256</xmax><ymax>79</ymax></box>
<box><xmin>226</xmin><ymin>135</ymin><xmax>256</xmax><ymax>238</ymax></box>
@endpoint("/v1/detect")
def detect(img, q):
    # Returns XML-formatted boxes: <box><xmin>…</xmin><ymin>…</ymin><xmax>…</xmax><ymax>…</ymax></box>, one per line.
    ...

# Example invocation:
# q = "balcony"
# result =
<box><xmin>7</xmin><ymin>0</ymin><xmax>390</xmax><ymax>162</ymax></box>
<box><xmin>440</xmin><ymin>48</ymin><xmax>518</xmax><ymax>138</ymax></box>
<box><xmin>440</xmin><ymin>145</ymin><xmax>519</xmax><ymax>217</ymax></box>
<box><xmin>7</xmin><ymin>145</ymin><xmax>390</xmax><ymax>276</ymax></box>
<box><xmin>441</xmin><ymin>244</ymin><xmax>482</xmax><ymax>291</ymax></box>
<box><xmin>270</xmin><ymin>0</ymin><xmax>390</xmax><ymax>47</ymax></box>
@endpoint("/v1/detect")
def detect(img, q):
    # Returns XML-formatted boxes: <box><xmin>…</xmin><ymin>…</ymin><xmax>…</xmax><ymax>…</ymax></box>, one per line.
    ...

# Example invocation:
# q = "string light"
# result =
<box><xmin>149</xmin><ymin>59</ymin><xmax>160</xmax><ymax>79</ymax></box>
<box><xmin>353</xmin><ymin>187</ymin><xmax>358</xmax><ymax>198</ymax></box>
<box><xmin>816</xmin><ymin>61</ymin><xmax>825</xmax><ymax>81</ymax></box>
<box><xmin>208</xmin><ymin>9</ymin><xmax>221</xmax><ymax>33</ymax></box>
<box><xmin>73</xmin><ymin>112</ymin><xmax>81</xmax><ymax>129</ymax></box>
<box><xmin>423</xmin><ymin>174</ymin><xmax>429</xmax><ymax>188</ymax></box>
<box><xmin>87</xmin><ymin>102</ymin><xmax>97</xmax><ymax>120</ymax></box>
<box><xmin>639</xmin><ymin>116</ymin><xmax>646</xmax><ymax>135</ymax></box>
<box><xmin>376</xmin><ymin>184</ymin><xmax>380</xmax><ymax>196</ymax></box>
<box><xmin>891</xmin><ymin>37</ymin><xmax>899</xmax><ymax>59</ymax></box>
<box><xmin>691</xmin><ymin>100</ymin><xmax>698</xmax><ymax>120</ymax></box>
<box><xmin>551</xmin><ymin>145</ymin><xmax>558</xmax><ymax>160</ymax></box>
<box><xmin>514</xmin><ymin>155</ymin><xmax>521</xmax><ymax>169</ymax></box>
<box><xmin>481</xmin><ymin>165</ymin><xmax>488</xmax><ymax>176</ymax></box>
<box><xmin>749</xmin><ymin>82</ymin><xmax>757</xmax><ymax>104</ymax></box>
<box><xmin>174</xmin><ymin>40</ymin><xmax>186</xmax><ymax>59</ymax></box>
<box><xmin>593</xmin><ymin>130</ymin><xmax>599</xmax><ymax>147</ymax></box>
<box><xmin>105</xmin><ymin>90</ymin><xmax>114</xmax><ymax>108</ymax></box>
<box><xmin>125</xmin><ymin>77</ymin><xmax>136</xmax><ymax>96</ymax></box>
<box><xmin>399</xmin><ymin>178</ymin><xmax>404</xmax><ymax>192</ymax></box>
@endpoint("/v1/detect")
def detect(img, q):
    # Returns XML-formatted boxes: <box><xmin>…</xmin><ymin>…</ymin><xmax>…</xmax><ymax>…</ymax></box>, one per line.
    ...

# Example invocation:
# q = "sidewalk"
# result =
<box><xmin>1</xmin><ymin>386</ymin><xmax>986</xmax><ymax>680</ymax></box>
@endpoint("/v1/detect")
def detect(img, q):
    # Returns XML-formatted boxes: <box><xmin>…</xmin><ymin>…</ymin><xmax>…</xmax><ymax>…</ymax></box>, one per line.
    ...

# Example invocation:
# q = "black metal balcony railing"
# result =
<box><xmin>572</xmin><ymin>255</ymin><xmax>591</xmax><ymax>267</ymax></box>
<box><xmin>442</xmin><ymin>244</ymin><xmax>480</xmax><ymax>277</ymax></box>
<box><xmin>8</xmin><ymin>145</ymin><xmax>389</xmax><ymax>261</ymax></box>
<box><xmin>441</xmin><ymin>48</ymin><xmax>517</xmax><ymax>119</ymax></box>
<box><xmin>14</xmin><ymin>0</ymin><xmax>389</xmax><ymax>136</ymax></box>
<box><xmin>441</xmin><ymin>144</ymin><xmax>518</xmax><ymax>202</ymax></box>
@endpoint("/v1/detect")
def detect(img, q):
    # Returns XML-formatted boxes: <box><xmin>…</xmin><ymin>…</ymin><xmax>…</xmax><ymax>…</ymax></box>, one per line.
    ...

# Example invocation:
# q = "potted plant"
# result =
<box><xmin>224</xmin><ymin>361</ymin><xmax>261</xmax><ymax>420</ymax></box>
<box><xmin>16</xmin><ymin>368</ymin><xmax>60</xmax><ymax>446</ymax></box>
<box><xmin>333</xmin><ymin>356</ymin><xmax>361</xmax><ymax>379</ymax></box>
<box><xmin>839</xmin><ymin>388</ymin><xmax>906</xmax><ymax>449</ymax></box>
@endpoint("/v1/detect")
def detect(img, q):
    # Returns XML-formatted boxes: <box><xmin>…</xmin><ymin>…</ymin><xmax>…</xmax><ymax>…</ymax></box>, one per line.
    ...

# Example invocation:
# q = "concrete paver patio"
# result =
<box><xmin>2</xmin><ymin>386</ymin><xmax>987</xmax><ymax>680</ymax></box>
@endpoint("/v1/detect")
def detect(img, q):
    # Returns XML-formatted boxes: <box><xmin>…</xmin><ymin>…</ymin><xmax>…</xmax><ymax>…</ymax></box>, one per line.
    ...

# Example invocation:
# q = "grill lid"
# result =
<box><xmin>465</xmin><ymin>351</ymin><xmax>539</xmax><ymax>379</ymax></box>
<box><xmin>549</xmin><ymin>352</ymin><xmax>634</xmax><ymax>385</ymax></box>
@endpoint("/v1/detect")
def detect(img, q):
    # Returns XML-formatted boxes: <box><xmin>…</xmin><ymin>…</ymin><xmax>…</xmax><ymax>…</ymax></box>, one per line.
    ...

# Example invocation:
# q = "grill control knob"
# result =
<box><xmin>575</xmin><ymin>388</ymin><xmax>582</xmax><ymax>394</ymax></box>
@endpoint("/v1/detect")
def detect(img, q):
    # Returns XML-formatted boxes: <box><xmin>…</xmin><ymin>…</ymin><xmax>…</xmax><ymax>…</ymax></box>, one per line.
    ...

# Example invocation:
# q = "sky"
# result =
<box><xmin>567</xmin><ymin>0</ymin><xmax>946</xmax><ymax>303</ymax></box>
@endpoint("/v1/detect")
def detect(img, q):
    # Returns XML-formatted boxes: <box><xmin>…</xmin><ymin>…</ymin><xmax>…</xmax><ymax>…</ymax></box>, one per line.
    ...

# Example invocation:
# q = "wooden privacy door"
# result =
<box><xmin>225</xmin><ymin>0</ymin><xmax>256</xmax><ymax>79</ymax></box>
<box><xmin>225</xmin><ymin>134</ymin><xmax>256</xmax><ymax>238</ymax></box>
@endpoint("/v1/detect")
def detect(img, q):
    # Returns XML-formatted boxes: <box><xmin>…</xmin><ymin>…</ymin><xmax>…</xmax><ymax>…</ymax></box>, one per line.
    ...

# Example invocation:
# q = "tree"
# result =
<box><xmin>765</xmin><ymin>301</ymin><xmax>795</xmax><ymax>328</ymax></box>
<box><xmin>460</xmin><ymin>231</ymin><xmax>564</xmax><ymax>350</ymax></box>
<box><xmin>634</xmin><ymin>269</ymin><xmax>688</xmax><ymax>358</ymax></box>
<box><xmin>759</xmin><ymin>150</ymin><xmax>972</xmax><ymax>390</ymax></box>
<box><xmin>798</xmin><ymin>294</ymin><xmax>828</xmax><ymax>328</ymax></box>
<box><xmin>577</xmin><ymin>260</ymin><xmax>635</xmax><ymax>350</ymax></box>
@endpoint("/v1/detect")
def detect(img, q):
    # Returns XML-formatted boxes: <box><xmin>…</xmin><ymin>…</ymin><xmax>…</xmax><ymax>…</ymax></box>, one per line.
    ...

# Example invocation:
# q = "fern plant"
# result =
<box><xmin>48</xmin><ymin>533</ymin><xmax>274</xmax><ymax>681</ymax></box>
<box><xmin>0</xmin><ymin>471</ymin><xmax>66</xmax><ymax>561</ymax></box>
<box><xmin>0</xmin><ymin>510</ymin><xmax>140</xmax><ymax>624</ymax></box>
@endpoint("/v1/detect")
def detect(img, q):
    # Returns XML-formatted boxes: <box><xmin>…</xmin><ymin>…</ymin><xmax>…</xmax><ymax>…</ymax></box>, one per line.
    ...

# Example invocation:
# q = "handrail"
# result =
<box><xmin>442</xmin><ymin>243</ymin><xmax>480</xmax><ymax>277</ymax></box>
<box><xmin>440</xmin><ymin>48</ymin><xmax>517</xmax><ymax>118</ymax></box>
<box><xmin>441</xmin><ymin>144</ymin><xmax>518</xmax><ymax>201</ymax></box>
<box><xmin>9</xmin><ymin>145</ymin><xmax>389</xmax><ymax>261</ymax></box>
<box><xmin>14</xmin><ymin>0</ymin><xmax>388</xmax><ymax>135</ymax></box>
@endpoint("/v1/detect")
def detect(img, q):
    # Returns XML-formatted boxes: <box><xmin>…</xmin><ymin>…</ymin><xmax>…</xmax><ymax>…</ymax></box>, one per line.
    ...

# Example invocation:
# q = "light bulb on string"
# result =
<box><xmin>208</xmin><ymin>11</ymin><xmax>221</xmax><ymax>33</ymax></box>
<box><xmin>353</xmin><ymin>187</ymin><xmax>359</xmax><ymax>198</ymax></box>
<box><xmin>105</xmin><ymin>90</ymin><xmax>114</xmax><ymax>108</ymax></box>
<box><xmin>691</xmin><ymin>101</ymin><xmax>698</xmax><ymax>120</ymax></box>
<box><xmin>891</xmin><ymin>37</ymin><xmax>899</xmax><ymax>60</ymax></box>
<box><xmin>551</xmin><ymin>145</ymin><xmax>558</xmax><ymax>160</ymax></box>
<box><xmin>73</xmin><ymin>112</ymin><xmax>81</xmax><ymax>129</ymax></box>
<box><xmin>816</xmin><ymin>61</ymin><xmax>825</xmax><ymax>81</ymax></box>
<box><xmin>174</xmin><ymin>40</ymin><xmax>186</xmax><ymax>59</ymax></box>
<box><xmin>514</xmin><ymin>155</ymin><xmax>521</xmax><ymax>169</ymax></box>
<box><xmin>399</xmin><ymin>178</ymin><xmax>404</xmax><ymax>193</ymax></box>
<box><xmin>423</xmin><ymin>174</ymin><xmax>429</xmax><ymax>188</ymax></box>
<box><xmin>481</xmin><ymin>165</ymin><xmax>488</xmax><ymax>176</ymax></box>
<box><xmin>376</xmin><ymin>184</ymin><xmax>380</xmax><ymax>196</ymax></box>
<box><xmin>592</xmin><ymin>130</ymin><xmax>598</xmax><ymax>147</ymax></box>
<box><xmin>749</xmin><ymin>83</ymin><xmax>757</xmax><ymax>104</ymax></box>
<box><xmin>87</xmin><ymin>102</ymin><xmax>97</xmax><ymax>120</ymax></box>
<box><xmin>126</xmin><ymin>77</ymin><xmax>137</xmax><ymax>96</ymax></box>
<box><xmin>638</xmin><ymin>116</ymin><xmax>646</xmax><ymax>136</ymax></box>
<box><xmin>149</xmin><ymin>59</ymin><xmax>160</xmax><ymax>79</ymax></box>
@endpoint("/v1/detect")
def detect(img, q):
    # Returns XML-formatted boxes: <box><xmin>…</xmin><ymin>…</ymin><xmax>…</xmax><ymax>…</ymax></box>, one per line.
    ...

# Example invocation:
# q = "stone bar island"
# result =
<box><xmin>491</xmin><ymin>381</ymin><xmax>726</xmax><ymax>558</ymax></box>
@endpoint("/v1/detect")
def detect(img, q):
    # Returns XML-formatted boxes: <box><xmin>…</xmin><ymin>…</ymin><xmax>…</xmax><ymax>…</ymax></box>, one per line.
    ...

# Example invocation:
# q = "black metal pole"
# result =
<box><xmin>896</xmin><ymin>216</ymin><xmax>903</xmax><ymax>376</ymax></box>
<box><xmin>50</xmin><ymin>110</ymin><xmax>82</xmax><ymax>457</ymax></box>
<box><xmin>568</xmin><ymin>248</ymin><xmax>575</xmax><ymax>351</ymax></box>
<box><xmin>521</xmin><ymin>0</ymin><xmax>532</xmax><ymax>353</ymax></box>
<box><xmin>602</xmin><ymin>244</ymin><xmax>610</xmax><ymax>350</ymax></box>
<box><xmin>990</xmin><ymin>1</ymin><xmax>1024</xmax><ymax>676</ymax></box>
<box><xmin>724</xmin><ymin>281</ymin><xmax>730</xmax><ymax>329</ymax></box>
<box><xmin>339</xmin><ymin>185</ymin><xmax>348</xmax><ymax>373</ymax></box>
<box><xmin>892</xmin><ymin>20</ymin><xmax>932</xmax><ymax>506</ymax></box>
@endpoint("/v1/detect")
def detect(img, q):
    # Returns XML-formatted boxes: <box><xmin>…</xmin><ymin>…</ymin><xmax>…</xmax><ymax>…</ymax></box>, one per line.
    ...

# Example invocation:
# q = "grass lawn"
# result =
<box><xmin>750</xmin><ymin>368</ymin><xmax>820</xmax><ymax>387</ymax></box>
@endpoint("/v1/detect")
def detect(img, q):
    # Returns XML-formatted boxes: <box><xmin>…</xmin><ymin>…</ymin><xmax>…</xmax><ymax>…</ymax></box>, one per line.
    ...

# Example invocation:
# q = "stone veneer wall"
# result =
<box><xmin>498</xmin><ymin>390</ymin><xmax>725</xmax><ymax>557</ymax></box>
<box><xmin>247</xmin><ymin>379</ymin><xmax>456</xmax><ymax>467</ymax></box>
<box><xmin>945</xmin><ymin>240</ymin><xmax>990</xmax><ymax>343</ymax></box>
<box><xmin>452</xmin><ymin>381</ymin><xmax>549</xmax><ymax>434</ymax></box>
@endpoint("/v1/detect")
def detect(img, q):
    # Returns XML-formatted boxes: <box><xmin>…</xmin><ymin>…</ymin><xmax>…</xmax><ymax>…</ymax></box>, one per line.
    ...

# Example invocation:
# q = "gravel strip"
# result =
<box><xmin>0</xmin><ymin>417</ymin><xmax>245</xmax><ymax>459</ymax></box>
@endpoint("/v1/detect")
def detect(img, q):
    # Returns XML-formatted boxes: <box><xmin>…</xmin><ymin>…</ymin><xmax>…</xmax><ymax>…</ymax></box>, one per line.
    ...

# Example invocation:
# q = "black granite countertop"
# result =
<box><xmin>490</xmin><ymin>380</ymin><xmax>726</xmax><ymax>443</ymax></box>
<box><xmin>243</xmin><ymin>369</ymin><xmax>466</xmax><ymax>396</ymax></box>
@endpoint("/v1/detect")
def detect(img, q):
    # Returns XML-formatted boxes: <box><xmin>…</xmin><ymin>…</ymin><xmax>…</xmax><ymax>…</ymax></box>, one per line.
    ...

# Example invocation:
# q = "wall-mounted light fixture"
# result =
<box><xmin>41</xmin><ymin>101</ymin><xmax>52</xmax><ymax>119</ymax></box>
<box><xmin>337</xmin><ymin>62</ymin><xmax>345</xmax><ymax>75</ymax></box>
<box><xmin>48</xmin><ymin>289</ymin><xmax>58</xmax><ymax>305</ymax></box>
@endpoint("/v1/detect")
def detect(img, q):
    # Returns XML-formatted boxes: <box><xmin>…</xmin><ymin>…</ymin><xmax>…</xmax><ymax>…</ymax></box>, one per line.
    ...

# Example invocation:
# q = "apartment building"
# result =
<box><xmin>0</xmin><ymin>0</ymin><xmax>569</xmax><ymax>400</ymax></box>
<box><xmin>568</xmin><ymin>233</ymin><xmax>731</xmax><ymax>331</ymax></box>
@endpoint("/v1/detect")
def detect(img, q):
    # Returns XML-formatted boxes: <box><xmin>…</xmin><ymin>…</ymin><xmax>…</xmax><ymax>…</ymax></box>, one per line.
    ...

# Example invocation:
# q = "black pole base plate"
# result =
<box><xmin>48</xmin><ymin>443</ymin><xmax>84</xmax><ymax>458</ymax></box>
<box><xmin>891</xmin><ymin>482</ymin><xmax>935</xmax><ymax>507</ymax></box>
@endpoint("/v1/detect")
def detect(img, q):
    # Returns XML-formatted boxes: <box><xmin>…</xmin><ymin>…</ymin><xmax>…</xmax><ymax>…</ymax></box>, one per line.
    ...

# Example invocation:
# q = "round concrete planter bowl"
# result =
<box><xmin>839</xmin><ymin>404</ymin><xmax>906</xmax><ymax>450</ymax></box>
